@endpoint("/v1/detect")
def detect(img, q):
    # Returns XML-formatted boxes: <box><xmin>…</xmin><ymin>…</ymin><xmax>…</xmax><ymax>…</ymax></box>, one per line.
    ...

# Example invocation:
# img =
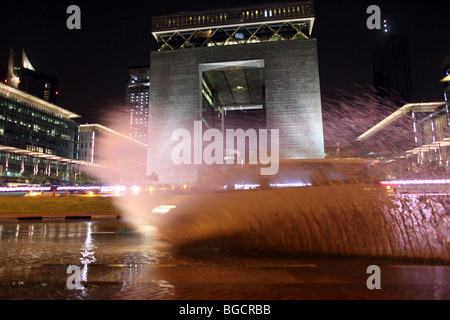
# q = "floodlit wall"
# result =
<box><xmin>148</xmin><ymin>39</ymin><xmax>324</xmax><ymax>185</ymax></box>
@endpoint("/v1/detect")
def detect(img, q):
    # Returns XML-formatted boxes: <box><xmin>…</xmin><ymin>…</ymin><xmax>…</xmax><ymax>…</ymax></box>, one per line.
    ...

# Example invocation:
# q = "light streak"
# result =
<box><xmin>0</xmin><ymin>186</ymin><xmax>51</xmax><ymax>192</ymax></box>
<box><xmin>152</xmin><ymin>205</ymin><xmax>176</xmax><ymax>214</ymax></box>
<box><xmin>380</xmin><ymin>179</ymin><xmax>450</xmax><ymax>185</ymax></box>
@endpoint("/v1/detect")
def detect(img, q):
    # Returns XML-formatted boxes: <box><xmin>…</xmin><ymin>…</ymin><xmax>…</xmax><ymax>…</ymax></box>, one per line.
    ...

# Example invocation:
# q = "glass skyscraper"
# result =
<box><xmin>126</xmin><ymin>65</ymin><xmax>149</xmax><ymax>144</ymax></box>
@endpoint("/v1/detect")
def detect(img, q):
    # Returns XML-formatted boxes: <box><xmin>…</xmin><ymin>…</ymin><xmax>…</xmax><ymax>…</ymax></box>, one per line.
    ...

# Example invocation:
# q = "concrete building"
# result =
<box><xmin>148</xmin><ymin>1</ymin><xmax>324</xmax><ymax>185</ymax></box>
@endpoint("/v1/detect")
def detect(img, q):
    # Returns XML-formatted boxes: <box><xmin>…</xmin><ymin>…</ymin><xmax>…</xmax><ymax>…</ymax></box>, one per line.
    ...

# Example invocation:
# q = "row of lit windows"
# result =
<box><xmin>129</xmin><ymin>78</ymin><xmax>150</xmax><ymax>82</ymax></box>
<box><xmin>0</xmin><ymin>110</ymin><xmax>73</xmax><ymax>138</ymax></box>
<box><xmin>0</xmin><ymin>95</ymin><xmax>77</xmax><ymax>158</ymax></box>
<box><xmin>0</xmin><ymin>152</ymin><xmax>43</xmax><ymax>162</ymax></box>
<box><xmin>154</xmin><ymin>4</ymin><xmax>312</xmax><ymax>30</ymax></box>
<box><xmin>0</xmin><ymin>94</ymin><xmax>71</xmax><ymax>129</ymax></box>
<box><xmin>0</xmin><ymin>119</ymin><xmax>73</xmax><ymax>140</ymax></box>
<box><xmin>129</xmin><ymin>92</ymin><xmax>149</xmax><ymax>96</ymax></box>
<box><xmin>130</xmin><ymin>118</ymin><xmax>147</xmax><ymax>123</ymax></box>
<box><xmin>26</xmin><ymin>145</ymin><xmax>46</xmax><ymax>153</ymax></box>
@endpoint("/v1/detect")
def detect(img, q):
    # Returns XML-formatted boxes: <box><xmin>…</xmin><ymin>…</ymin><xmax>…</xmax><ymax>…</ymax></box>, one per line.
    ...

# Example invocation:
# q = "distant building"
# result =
<box><xmin>373</xmin><ymin>33</ymin><xmax>414</xmax><ymax>101</ymax></box>
<box><xmin>126</xmin><ymin>66</ymin><xmax>149</xmax><ymax>144</ymax></box>
<box><xmin>79</xmin><ymin>124</ymin><xmax>147</xmax><ymax>182</ymax></box>
<box><xmin>356</xmin><ymin>101</ymin><xmax>449</xmax><ymax>179</ymax></box>
<box><xmin>79</xmin><ymin>123</ymin><xmax>147</xmax><ymax>162</ymax></box>
<box><xmin>0</xmin><ymin>82</ymin><xmax>84</xmax><ymax>181</ymax></box>
<box><xmin>4</xmin><ymin>48</ymin><xmax>58</xmax><ymax>104</ymax></box>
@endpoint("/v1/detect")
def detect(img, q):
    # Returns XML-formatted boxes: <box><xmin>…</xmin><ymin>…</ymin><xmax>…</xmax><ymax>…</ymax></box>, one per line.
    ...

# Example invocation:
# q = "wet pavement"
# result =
<box><xmin>0</xmin><ymin>221</ymin><xmax>449</xmax><ymax>300</ymax></box>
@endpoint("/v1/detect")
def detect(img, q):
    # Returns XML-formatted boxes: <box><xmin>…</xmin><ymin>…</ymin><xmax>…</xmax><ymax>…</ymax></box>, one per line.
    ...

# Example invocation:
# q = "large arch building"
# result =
<box><xmin>148</xmin><ymin>1</ymin><xmax>324</xmax><ymax>185</ymax></box>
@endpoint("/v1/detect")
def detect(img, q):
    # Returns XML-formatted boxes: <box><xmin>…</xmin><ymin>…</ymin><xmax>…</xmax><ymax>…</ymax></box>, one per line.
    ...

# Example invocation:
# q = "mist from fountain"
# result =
<box><xmin>87</xmin><ymin>91</ymin><xmax>450</xmax><ymax>261</ymax></box>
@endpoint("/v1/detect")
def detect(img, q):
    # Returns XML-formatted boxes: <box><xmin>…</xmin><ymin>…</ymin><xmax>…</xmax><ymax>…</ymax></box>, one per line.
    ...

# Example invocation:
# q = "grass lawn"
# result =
<box><xmin>0</xmin><ymin>196</ymin><xmax>120</xmax><ymax>214</ymax></box>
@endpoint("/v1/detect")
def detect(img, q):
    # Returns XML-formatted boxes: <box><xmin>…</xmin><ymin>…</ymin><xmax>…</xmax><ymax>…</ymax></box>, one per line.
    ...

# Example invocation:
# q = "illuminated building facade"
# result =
<box><xmin>0</xmin><ymin>82</ymin><xmax>83</xmax><ymax>181</ymax></box>
<box><xmin>357</xmin><ymin>101</ymin><xmax>449</xmax><ymax>176</ymax></box>
<box><xmin>356</xmin><ymin>55</ymin><xmax>450</xmax><ymax>177</ymax></box>
<box><xmin>148</xmin><ymin>1</ymin><xmax>324</xmax><ymax>185</ymax></box>
<box><xmin>126</xmin><ymin>66</ymin><xmax>150</xmax><ymax>144</ymax></box>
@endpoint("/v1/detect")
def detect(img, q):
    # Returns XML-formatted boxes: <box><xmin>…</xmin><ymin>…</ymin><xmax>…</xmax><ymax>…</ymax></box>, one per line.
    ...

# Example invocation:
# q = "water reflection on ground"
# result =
<box><xmin>1</xmin><ymin>221</ymin><xmax>449</xmax><ymax>300</ymax></box>
<box><xmin>0</xmin><ymin>221</ymin><xmax>170</xmax><ymax>264</ymax></box>
<box><xmin>0</xmin><ymin>221</ymin><xmax>174</xmax><ymax>292</ymax></box>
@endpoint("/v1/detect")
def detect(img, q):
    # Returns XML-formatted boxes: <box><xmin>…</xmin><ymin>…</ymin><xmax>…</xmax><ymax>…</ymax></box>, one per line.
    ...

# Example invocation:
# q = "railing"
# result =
<box><xmin>152</xmin><ymin>1</ymin><xmax>314</xmax><ymax>32</ymax></box>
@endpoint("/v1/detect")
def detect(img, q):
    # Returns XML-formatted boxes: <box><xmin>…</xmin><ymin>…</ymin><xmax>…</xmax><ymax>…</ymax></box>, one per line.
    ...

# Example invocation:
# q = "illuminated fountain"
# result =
<box><xmin>112</xmin><ymin>166</ymin><xmax>449</xmax><ymax>261</ymax></box>
<box><xmin>87</xmin><ymin>99</ymin><xmax>450</xmax><ymax>262</ymax></box>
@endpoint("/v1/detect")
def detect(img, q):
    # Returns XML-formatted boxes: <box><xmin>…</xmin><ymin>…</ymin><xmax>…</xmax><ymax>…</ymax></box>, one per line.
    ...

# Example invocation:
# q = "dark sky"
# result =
<box><xmin>1</xmin><ymin>0</ymin><xmax>449</xmax><ymax>124</ymax></box>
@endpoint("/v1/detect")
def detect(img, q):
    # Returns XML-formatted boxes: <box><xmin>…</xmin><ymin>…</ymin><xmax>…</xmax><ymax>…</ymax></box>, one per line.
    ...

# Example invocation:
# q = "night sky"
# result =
<box><xmin>1</xmin><ymin>0</ymin><xmax>449</xmax><ymax>124</ymax></box>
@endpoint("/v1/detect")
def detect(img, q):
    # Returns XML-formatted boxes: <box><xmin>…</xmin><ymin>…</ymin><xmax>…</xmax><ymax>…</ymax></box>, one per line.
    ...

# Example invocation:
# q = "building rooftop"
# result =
<box><xmin>356</xmin><ymin>102</ymin><xmax>445</xmax><ymax>142</ymax></box>
<box><xmin>152</xmin><ymin>1</ymin><xmax>314</xmax><ymax>34</ymax></box>
<box><xmin>0</xmin><ymin>82</ymin><xmax>80</xmax><ymax>119</ymax></box>
<box><xmin>79</xmin><ymin>124</ymin><xmax>147</xmax><ymax>147</ymax></box>
<box><xmin>151</xmin><ymin>1</ymin><xmax>315</xmax><ymax>51</ymax></box>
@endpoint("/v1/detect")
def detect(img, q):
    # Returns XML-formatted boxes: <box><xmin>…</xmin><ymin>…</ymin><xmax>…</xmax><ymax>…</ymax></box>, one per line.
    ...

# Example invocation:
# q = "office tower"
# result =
<box><xmin>373</xmin><ymin>24</ymin><xmax>414</xmax><ymax>101</ymax></box>
<box><xmin>4</xmin><ymin>48</ymin><xmax>58</xmax><ymax>104</ymax></box>
<box><xmin>126</xmin><ymin>66</ymin><xmax>150</xmax><ymax>144</ymax></box>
